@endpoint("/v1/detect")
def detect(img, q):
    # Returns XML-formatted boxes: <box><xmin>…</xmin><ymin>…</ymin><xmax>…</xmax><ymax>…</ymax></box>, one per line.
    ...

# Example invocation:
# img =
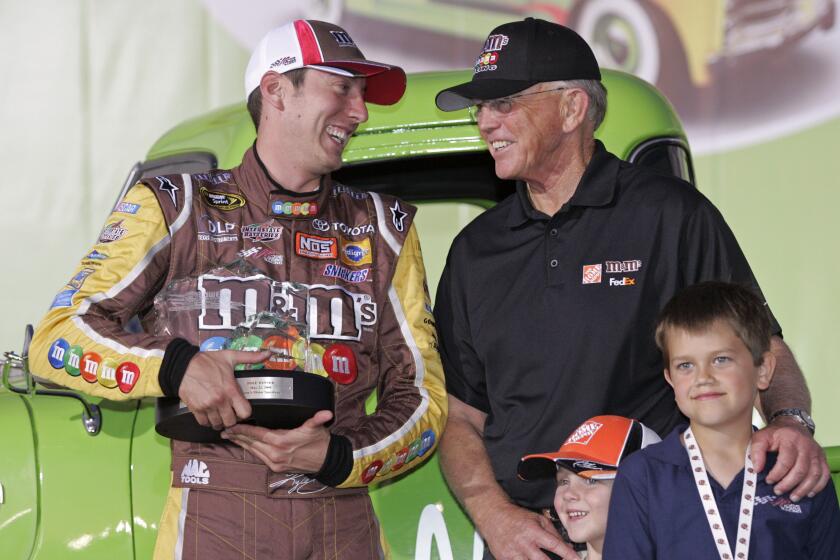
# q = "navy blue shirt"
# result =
<box><xmin>604</xmin><ymin>425</ymin><xmax>840</xmax><ymax>559</ymax></box>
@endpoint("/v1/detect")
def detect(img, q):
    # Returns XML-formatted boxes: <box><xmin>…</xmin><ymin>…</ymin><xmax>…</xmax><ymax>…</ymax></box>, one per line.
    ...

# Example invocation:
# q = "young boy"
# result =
<box><xmin>603</xmin><ymin>281</ymin><xmax>840</xmax><ymax>559</ymax></box>
<box><xmin>518</xmin><ymin>415</ymin><xmax>661</xmax><ymax>560</ymax></box>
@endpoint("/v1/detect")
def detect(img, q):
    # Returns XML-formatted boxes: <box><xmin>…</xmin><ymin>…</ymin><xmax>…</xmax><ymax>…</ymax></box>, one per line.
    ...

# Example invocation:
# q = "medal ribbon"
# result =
<box><xmin>684</xmin><ymin>428</ymin><xmax>757</xmax><ymax>560</ymax></box>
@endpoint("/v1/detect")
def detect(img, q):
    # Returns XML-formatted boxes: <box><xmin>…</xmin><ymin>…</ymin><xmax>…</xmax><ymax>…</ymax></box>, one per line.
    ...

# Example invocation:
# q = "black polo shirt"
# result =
<box><xmin>434</xmin><ymin>141</ymin><xmax>780</xmax><ymax>509</ymax></box>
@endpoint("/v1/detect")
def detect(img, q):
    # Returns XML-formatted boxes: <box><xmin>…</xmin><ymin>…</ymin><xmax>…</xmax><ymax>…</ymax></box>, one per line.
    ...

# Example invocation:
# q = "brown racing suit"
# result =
<box><xmin>30</xmin><ymin>146</ymin><xmax>448</xmax><ymax>559</ymax></box>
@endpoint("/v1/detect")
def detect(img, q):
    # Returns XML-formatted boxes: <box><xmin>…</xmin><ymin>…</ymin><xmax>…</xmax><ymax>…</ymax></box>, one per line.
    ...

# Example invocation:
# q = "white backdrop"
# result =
<box><xmin>0</xmin><ymin>0</ymin><xmax>248</xmax><ymax>351</ymax></box>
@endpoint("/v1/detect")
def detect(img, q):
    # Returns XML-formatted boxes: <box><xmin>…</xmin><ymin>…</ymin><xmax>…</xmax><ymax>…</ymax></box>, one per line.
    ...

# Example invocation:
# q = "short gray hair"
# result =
<box><xmin>551</xmin><ymin>79</ymin><xmax>608</xmax><ymax>130</ymax></box>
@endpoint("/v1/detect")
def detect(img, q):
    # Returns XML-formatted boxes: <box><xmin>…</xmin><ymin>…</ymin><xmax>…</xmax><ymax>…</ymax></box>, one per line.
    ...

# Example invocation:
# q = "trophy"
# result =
<box><xmin>153</xmin><ymin>262</ymin><xmax>334</xmax><ymax>443</ymax></box>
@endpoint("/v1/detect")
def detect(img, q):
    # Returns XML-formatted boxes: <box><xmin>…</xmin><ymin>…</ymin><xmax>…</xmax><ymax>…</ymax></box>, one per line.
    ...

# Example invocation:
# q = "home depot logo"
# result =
<box><xmin>180</xmin><ymin>459</ymin><xmax>210</xmax><ymax>485</ymax></box>
<box><xmin>565</xmin><ymin>421</ymin><xmax>603</xmax><ymax>445</ymax></box>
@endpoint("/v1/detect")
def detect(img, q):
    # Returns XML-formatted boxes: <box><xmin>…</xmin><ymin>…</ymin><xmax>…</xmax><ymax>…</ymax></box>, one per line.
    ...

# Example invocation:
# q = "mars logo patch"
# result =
<box><xmin>565</xmin><ymin>421</ymin><xmax>603</xmax><ymax>446</ymax></box>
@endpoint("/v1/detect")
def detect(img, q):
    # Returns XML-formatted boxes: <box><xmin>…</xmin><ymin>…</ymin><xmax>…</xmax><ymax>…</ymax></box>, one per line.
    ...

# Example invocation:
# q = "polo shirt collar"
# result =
<box><xmin>506</xmin><ymin>140</ymin><xmax>620</xmax><ymax>228</ymax></box>
<box><xmin>651</xmin><ymin>424</ymin><xmax>771</xmax><ymax>472</ymax></box>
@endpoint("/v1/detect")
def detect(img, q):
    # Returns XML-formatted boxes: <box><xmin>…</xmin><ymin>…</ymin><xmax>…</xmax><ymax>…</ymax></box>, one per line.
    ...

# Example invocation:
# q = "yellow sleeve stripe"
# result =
<box><xmin>342</xmin><ymin>224</ymin><xmax>448</xmax><ymax>485</ymax></box>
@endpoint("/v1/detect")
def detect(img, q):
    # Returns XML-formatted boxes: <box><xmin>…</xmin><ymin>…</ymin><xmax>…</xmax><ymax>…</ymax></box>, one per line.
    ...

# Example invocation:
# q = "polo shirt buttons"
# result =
<box><xmin>550</xmin><ymin>259</ymin><xmax>559</xmax><ymax>268</ymax></box>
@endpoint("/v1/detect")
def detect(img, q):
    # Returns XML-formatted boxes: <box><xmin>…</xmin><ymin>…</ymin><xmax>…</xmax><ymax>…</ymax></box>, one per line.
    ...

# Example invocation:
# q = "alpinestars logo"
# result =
<box><xmin>156</xmin><ymin>176</ymin><xmax>180</xmax><ymax>208</ymax></box>
<box><xmin>565</xmin><ymin>421</ymin><xmax>603</xmax><ymax>446</ymax></box>
<box><xmin>180</xmin><ymin>459</ymin><xmax>210</xmax><ymax>485</ymax></box>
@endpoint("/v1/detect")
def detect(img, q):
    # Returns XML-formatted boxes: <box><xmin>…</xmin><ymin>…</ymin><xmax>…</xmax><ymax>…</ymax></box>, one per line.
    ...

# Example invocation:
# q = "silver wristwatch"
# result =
<box><xmin>768</xmin><ymin>408</ymin><xmax>816</xmax><ymax>435</ymax></box>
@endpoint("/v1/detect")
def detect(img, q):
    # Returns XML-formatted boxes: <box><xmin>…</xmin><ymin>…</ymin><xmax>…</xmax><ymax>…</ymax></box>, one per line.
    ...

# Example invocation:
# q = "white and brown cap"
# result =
<box><xmin>244</xmin><ymin>20</ymin><xmax>406</xmax><ymax>105</ymax></box>
<box><xmin>518</xmin><ymin>415</ymin><xmax>660</xmax><ymax>481</ymax></box>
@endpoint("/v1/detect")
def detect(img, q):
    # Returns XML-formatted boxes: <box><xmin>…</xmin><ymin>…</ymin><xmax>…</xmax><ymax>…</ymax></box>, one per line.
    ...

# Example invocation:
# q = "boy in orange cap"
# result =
<box><xmin>518</xmin><ymin>415</ymin><xmax>660</xmax><ymax>559</ymax></box>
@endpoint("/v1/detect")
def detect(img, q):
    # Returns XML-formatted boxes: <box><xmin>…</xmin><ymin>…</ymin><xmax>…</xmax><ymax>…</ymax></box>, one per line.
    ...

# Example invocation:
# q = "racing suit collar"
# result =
<box><xmin>236</xmin><ymin>145</ymin><xmax>332</xmax><ymax>219</ymax></box>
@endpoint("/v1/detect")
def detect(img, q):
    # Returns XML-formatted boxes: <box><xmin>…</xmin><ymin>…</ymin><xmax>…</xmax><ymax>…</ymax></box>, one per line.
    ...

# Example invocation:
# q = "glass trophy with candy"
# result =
<box><xmin>152</xmin><ymin>262</ymin><xmax>334</xmax><ymax>442</ymax></box>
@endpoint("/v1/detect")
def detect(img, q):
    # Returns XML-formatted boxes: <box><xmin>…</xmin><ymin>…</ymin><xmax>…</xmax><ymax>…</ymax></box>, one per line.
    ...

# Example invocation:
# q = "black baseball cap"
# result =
<box><xmin>435</xmin><ymin>18</ymin><xmax>601</xmax><ymax>112</ymax></box>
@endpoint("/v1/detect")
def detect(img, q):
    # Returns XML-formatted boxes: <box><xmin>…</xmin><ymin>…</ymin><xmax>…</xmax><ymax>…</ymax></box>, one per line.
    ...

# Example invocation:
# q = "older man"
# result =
<box><xmin>31</xmin><ymin>20</ymin><xmax>446</xmax><ymax>559</ymax></box>
<box><xmin>433</xmin><ymin>18</ymin><xmax>827</xmax><ymax>560</ymax></box>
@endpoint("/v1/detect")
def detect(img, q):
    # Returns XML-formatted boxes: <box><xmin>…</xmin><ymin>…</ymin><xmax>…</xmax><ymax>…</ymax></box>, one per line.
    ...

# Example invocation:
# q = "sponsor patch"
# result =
<box><xmin>272</xmin><ymin>200</ymin><xmax>317</xmax><ymax>217</ymax></box>
<box><xmin>270</xmin><ymin>56</ymin><xmax>297</xmax><ymax>68</ymax></box>
<box><xmin>156</xmin><ymin>176</ymin><xmax>180</xmax><ymax>208</ymax></box>
<box><xmin>473</xmin><ymin>35</ymin><xmax>508</xmax><ymax>74</ymax></box>
<box><xmin>241</xmin><ymin>223</ymin><xmax>283</xmax><ymax>242</ymax></box>
<box><xmin>114</xmin><ymin>201</ymin><xmax>140</xmax><ymax>214</ymax></box>
<box><xmin>314</xmin><ymin>219</ymin><xmax>375</xmax><ymax>236</ymax></box>
<box><xmin>330</xmin><ymin>30</ymin><xmax>356</xmax><ymax>47</ymax></box>
<box><xmin>483</xmin><ymin>33</ymin><xmax>509</xmax><ymax>52</ymax></box>
<box><xmin>50</xmin><ymin>268</ymin><xmax>96</xmax><ymax>308</ymax></box>
<box><xmin>64</xmin><ymin>345</ymin><xmax>83</xmax><ymax>376</ymax></box>
<box><xmin>573</xmin><ymin>460</ymin><xmax>603</xmax><ymax>471</ymax></box>
<box><xmin>322</xmin><ymin>264</ymin><xmax>370</xmax><ymax>283</ymax></box>
<box><xmin>198</xmin><ymin>215</ymin><xmax>239</xmax><ymax>243</ymax></box>
<box><xmin>237</xmin><ymin>246</ymin><xmax>284</xmax><ymax>266</ymax></box>
<box><xmin>332</xmin><ymin>185</ymin><xmax>368</xmax><ymax>200</ymax></box>
<box><xmin>99</xmin><ymin>220</ymin><xmax>127</xmax><ymax>243</ymax></box>
<box><xmin>582</xmin><ymin>264</ymin><xmax>602</xmax><ymax>285</ymax></box>
<box><xmin>419</xmin><ymin>430</ymin><xmax>436</xmax><ymax>456</ymax></box>
<box><xmin>196</xmin><ymin>277</ymin><xmax>376</xmax><ymax>341</ymax></box>
<box><xmin>361</xmin><ymin>460</ymin><xmax>383</xmax><ymax>484</ymax></box>
<box><xmin>48</xmin><ymin>339</ymin><xmax>70</xmax><ymax>369</ymax></box>
<box><xmin>199</xmin><ymin>187</ymin><xmax>246</xmax><ymax>211</ymax></box>
<box><xmin>116</xmin><ymin>362</ymin><xmax>141</xmax><ymax>393</ymax></box>
<box><xmin>323</xmin><ymin>343</ymin><xmax>357</xmax><ymax>384</ymax></box>
<box><xmin>389</xmin><ymin>201</ymin><xmax>407</xmax><ymax>232</ymax></box>
<box><xmin>754</xmin><ymin>495</ymin><xmax>803</xmax><ymax>513</ymax></box>
<box><xmin>84</xmin><ymin>249</ymin><xmax>109</xmax><ymax>261</ymax></box>
<box><xmin>193</xmin><ymin>172</ymin><xmax>232</xmax><ymax>185</ymax></box>
<box><xmin>80</xmin><ymin>351</ymin><xmax>102</xmax><ymax>383</ymax></box>
<box><xmin>392</xmin><ymin>447</ymin><xmax>410</xmax><ymax>471</ymax></box>
<box><xmin>47</xmin><ymin>339</ymin><xmax>140</xmax><ymax>391</ymax></box>
<box><xmin>565</xmin><ymin>420</ymin><xmax>603</xmax><ymax>446</ymax></box>
<box><xmin>98</xmin><ymin>358</ymin><xmax>119</xmax><ymax>388</ymax></box>
<box><xmin>180</xmin><ymin>459</ymin><xmax>210</xmax><ymax>485</ymax></box>
<box><xmin>295</xmin><ymin>232</ymin><xmax>337</xmax><ymax>259</ymax></box>
<box><xmin>605</xmin><ymin>260</ymin><xmax>642</xmax><ymax>273</ymax></box>
<box><xmin>340</xmin><ymin>237</ymin><xmax>373</xmax><ymax>267</ymax></box>
<box><xmin>609</xmin><ymin>277</ymin><xmax>636</xmax><ymax>286</ymax></box>
<box><xmin>474</xmin><ymin>51</ymin><xmax>499</xmax><ymax>73</ymax></box>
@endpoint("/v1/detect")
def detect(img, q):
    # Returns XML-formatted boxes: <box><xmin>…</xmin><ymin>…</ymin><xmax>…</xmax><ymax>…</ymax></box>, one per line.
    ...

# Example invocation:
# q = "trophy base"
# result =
<box><xmin>155</xmin><ymin>369</ymin><xmax>334</xmax><ymax>443</ymax></box>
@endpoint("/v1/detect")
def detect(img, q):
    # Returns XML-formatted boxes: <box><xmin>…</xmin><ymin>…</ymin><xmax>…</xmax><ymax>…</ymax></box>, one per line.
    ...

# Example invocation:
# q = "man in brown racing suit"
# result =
<box><xmin>30</xmin><ymin>19</ymin><xmax>447</xmax><ymax>559</ymax></box>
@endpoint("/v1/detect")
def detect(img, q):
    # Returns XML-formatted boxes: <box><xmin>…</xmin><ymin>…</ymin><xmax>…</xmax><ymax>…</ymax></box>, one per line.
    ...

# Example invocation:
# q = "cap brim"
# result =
<box><xmin>517</xmin><ymin>456</ymin><xmax>558</xmax><ymax>481</ymax></box>
<box><xmin>435</xmin><ymin>78</ymin><xmax>538</xmax><ymax>111</ymax></box>
<box><xmin>310</xmin><ymin>61</ymin><xmax>407</xmax><ymax>105</ymax></box>
<box><xmin>518</xmin><ymin>450</ymin><xmax>618</xmax><ymax>481</ymax></box>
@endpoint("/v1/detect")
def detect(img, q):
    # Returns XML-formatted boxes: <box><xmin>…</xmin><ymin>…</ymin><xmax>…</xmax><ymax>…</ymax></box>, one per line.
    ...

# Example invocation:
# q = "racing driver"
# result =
<box><xmin>30</xmin><ymin>19</ymin><xmax>447</xmax><ymax>559</ymax></box>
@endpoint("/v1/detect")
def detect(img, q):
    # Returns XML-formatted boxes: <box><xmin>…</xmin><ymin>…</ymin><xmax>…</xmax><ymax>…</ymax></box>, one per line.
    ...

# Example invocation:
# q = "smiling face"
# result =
<box><xmin>279</xmin><ymin>69</ymin><xmax>369</xmax><ymax>180</ymax></box>
<box><xmin>475</xmin><ymin>83</ymin><xmax>572</xmax><ymax>184</ymax></box>
<box><xmin>554</xmin><ymin>467</ymin><xmax>613</xmax><ymax>551</ymax></box>
<box><xmin>663</xmin><ymin>321</ymin><xmax>774</xmax><ymax>431</ymax></box>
